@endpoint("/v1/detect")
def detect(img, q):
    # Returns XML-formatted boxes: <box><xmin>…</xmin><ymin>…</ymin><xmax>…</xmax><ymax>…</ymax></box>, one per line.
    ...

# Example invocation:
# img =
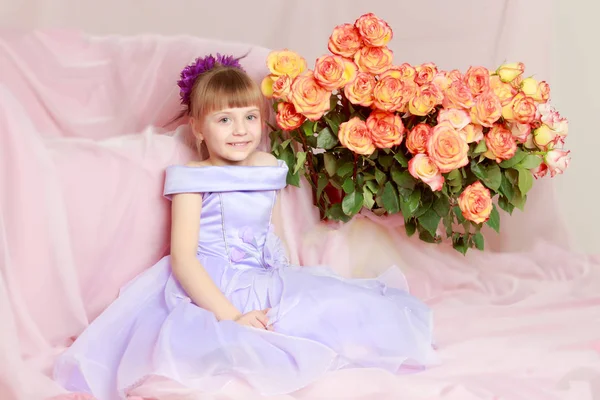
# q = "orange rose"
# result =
<box><xmin>354</xmin><ymin>46</ymin><xmax>393</xmax><ymax>75</ymax></box>
<box><xmin>458</xmin><ymin>181</ymin><xmax>493</xmax><ymax>224</ymax></box>
<box><xmin>521</xmin><ymin>77</ymin><xmax>550</xmax><ymax>104</ymax></box>
<box><xmin>437</xmin><ymin>108</ymin><xmax>470</xmax><ymax>130</ymax></box>
<box><xmin>366</xmin><ymin>110</ymin><xmax>405</xmax><ymax>148</ymax></box>
<box><xmin>372</xmin><ymin>76</ymin><xmax>406</xmax><ymax>112</ymax></box>
<box><xmin>496</xmin><ymin>62</ymin><xmax>525</xmax><ymax>83</ymax></box>
<box><xmin>380</xmin><ymin>63</ymin><xmax>416</xmax><ymax>81</ymax></box>
<box><xmin>464</xmin><ymin>66</ymin><xmax>491</xmax><ymax>97</ymax></box>
<box><xmin>408</xmin><ymin>153</ymin><xmax>444</xmax><ymax>191</ymax></box>
<box><xmin>338</xmin><ymin>117</ymin><xmax>375</xmax><ymax>155</ymax></box>
<box><xmin>427</xmin><ymin>121</ymin><xmax>469</xmax><ymax>173</ymax></box>
<box><xmin>406</xmin><ymin>123</ymin><xmax>432</xmax><ymax>154</ymax></box>
<box><xmin>470</xmin><ymin>90</ymin><xmax>502</xmax><ymax>127</ymax></box>
<box><xmin>289</xmin><ymin>72</ymin><xmax>332</xmax><ymax>121</ymax></box>
<box><xmin>328</xmin><ymin>23</ymin><xmax>363</xmax><ymax>58</ymax></box>
<box><xmin>344</xmin><ymin>72</ymin><xmax>376</xmax><ymax>107</ymax></box>
<box><xmin>354</xmin><ymin>13</ymin><xmax>393</xmax><ymax>47</ymax></box>
<box><xmin>408</xmin><ymin>83</ymin><xmax>443</xmax><ymax>116</ymax></box>
<box><xmin>276</xmin><ymin>102</ymin><xmax>306</xmax><ymax>131</ymax></box>
<box><xmin>432</xmin><ymin>71</ymin><xmax>452</xmax><ymax>91</ymax></box>
<box><xmin>502</xmin><ymin>92</ymin><xmax>537</xmax><ymax>124</ymax></box>
<box><xmin>489</xmin><ymin>75</ymin><xmax>517</xmax><ymax>106</ymax></box>
<box><xmin>484</xmin><ymin>124</ymin><xmax>517</xmax><ymax>162</ymax></box>
<box><xmin>271</xmin><ymin>75</ymin><xmax>292</xmax><ymax>101</ymax></box>
<box><xmin>448</xmin><ymin>69</ymin><xmax>463</xmax><ymax>82</ymax></box>
<box><xmin>267</xmin><ymin>50</ymin><xmax>307</xmax><ymax>78</ymax></box>
<box><xmin>314</xmin><ymin>55</ymin><xmax>358</xmax><ymax>91</ymax></box>
<box><xmin>414</xmin><ymin>62</ymin><xmax>438</xmax><ymax>85</ymax></box>
<box><xmin>459</xmin><ymin>123</ymin><xmax>484</xmax><ymax>144</ymax></box>
<box><xmin>443</xmin><ymin>80</ymin><xmax>474</xmax><ymax>109</ymax></box>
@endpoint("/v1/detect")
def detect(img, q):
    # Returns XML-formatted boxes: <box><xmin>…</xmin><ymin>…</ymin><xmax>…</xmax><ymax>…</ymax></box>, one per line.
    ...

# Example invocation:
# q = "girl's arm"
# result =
<box><xmin>169</xmin><ymin>192</ymin><xmax>241</xmax><ymax>321</ymax></box>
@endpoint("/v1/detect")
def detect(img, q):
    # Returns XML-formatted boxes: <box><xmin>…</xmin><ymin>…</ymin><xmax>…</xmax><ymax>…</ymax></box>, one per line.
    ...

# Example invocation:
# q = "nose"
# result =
<box><xmin>233</xmin><ymin>118</ymin><xmax>247</xmax><ymax>136</ymax></box>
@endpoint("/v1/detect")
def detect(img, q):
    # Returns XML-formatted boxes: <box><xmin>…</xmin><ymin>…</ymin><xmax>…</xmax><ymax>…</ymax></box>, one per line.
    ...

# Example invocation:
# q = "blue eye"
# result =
<box><xmin>247</xmin><ymin>114</ymin><xmax>258</xmax><ymax>121</ymax></box>
<box><xmin>219</xmin><ymin>117</ymin><xmax>230</xmax><ymax>123</ymax></box>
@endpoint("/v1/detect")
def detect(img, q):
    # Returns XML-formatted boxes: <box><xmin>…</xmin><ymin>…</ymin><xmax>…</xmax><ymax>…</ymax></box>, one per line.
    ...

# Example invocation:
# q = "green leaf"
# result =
<box><xmin>510</xmin><ymin>188</ymin><xmax>527</xmax><ymax>211</ymax></box>
<box><xmin>516</xmin><ymin>167</ymin><xmax>534</xmax><ymax>196</ymax></box>
<box><xmin>342</xmin><ymin>177</ymin><xmax>355</xmax><ymax>194</ymax></box>
<box><xmin>453</xmin><ymin>206</ymin><xmax>466</xmax><ymax>224</ymax></box>
<box><xmin>447</xmin><ymin>169</ymin><xmax>461</xmax><ymax>182</ymax></box>
<box><xmin>316</xmin><ymin>127</ymin><xmax>338</xmax><ymax>149</ymax></box>
<box><xmin>337</xmin><ymin>162</ymin><xmax>354</xmax><ymax>178</ymax></box>
<box><xmin>363</xmin><ymin>188</ymin><xmax>375</xmax><ymax>209</ymax></box>
<box><xmin>329</xmin><ymin>94</ymin><xmax>339</xmax><ymax>111</ymax></box>
<box><xmin>418</xmin><ymin>208</ymin><xmax>442</xmax><ymax>237</ymax></box>
<box><xmin>471</xmin><ymin>161</ymin><xmax>502</xmax><ymax>191</ymax></box>
<box><xmin>443</xmin><ymin>214</ymin><xmax>454</xmax><ymax>237</ymax></box>
<box><xmin>404</xmin><ymin>219</ymin><xmax>417</xmax><ymax>237</ymax></box>
<box><xmin>293</xmin><ymin>151</ymin><xmax>306</xmax><ymax>174</ymax></box>
<box><xmin>391</xmin><ymin>169</ymin><xmax>416</xmax><ymax>190</ymax></box>
<box><xmin>324</xmin><ymin>153</ymin><xmax>337</xmax><ymax>177</ymax></box>
<box><xmin>301</xmin><ymin>120</ymin><xmax>315</xmax><ymax>137</ymax></box>
<box><xmin>517</xmin><ymin>154</ymin><xmax>543</xmax><ymax>170</ymax></box>
<box><xmin>317</xmin><ymin>173</ymin><xmax>329</xmax><ymax>199</ymax></box>
<box><xmin>433</xmin><ymin>195</ymin><xmax>451</xmax><ymax>217</ymax></box>
<box><xmin>499</xmin><ymin>148</ymin><xmax>527</xmax><ymax>168</ymax></box>
<box><xmin>342</xmin><ymin>191</ymin><xmax>364</xmax><ymax>216</ymax></box>
<box><xmin>400</xmin><ymin>190</ymin><xmax>421</xmax><ymax>218</ymax></box>
<box><xmin>280</xmin><ymin>146</ymin><xmax>301</xmax><ymax>187</ymax></box>
<box><xmin>498</xmin><ymin>195</ymin><xmax>515</xmax><ymax>215</ymax></box>
<box><xmin>473</xmin><ymin>232</ymin><xmax>485</xmax><ymax>251</ymax></box>
<box><xmin>378</xmin><ymin>155</ymin><xmax>394</xmax><ymax>169</ymax></box>
<box><xmin>486</xmin><ymin>204</ymin><xmax>500</xmax><ymax>233</ymax></box>
<box><xmin>365</xmin><ymin>180</ymin><xmax>379</xmax><ymax>194</ymax></box>
<box><xmin>499</xmin><ymin>172</ymin><xmax>515</xmax><ymax>202</ymax></box>
<box><xmin>326</xmin><ymin>203</ymin><xmax>351</xmax><ymax>222</ymax></box>
<box><xmin>418</xmin><ymin>228</ymin><xmax>437</xmax><ymax>244</ymax></box>
<box><xmin>375</xmin><ymin>168</ymin><xmax>387</xmax><ymax>186</ymax></box>
<box><xmin>393</xmin><ymin>152</ymin><xmax>408</xmax><ymax>167</ymax></box>
<box><xmin>381</xmin><ymin>182</ymin><xmax>400</xmax><ymax>214</ymax></box>
<box><xmin>325</xmin><ymin>112</ymin><xmax>343</xmax><ymax>135</ymax></box>
<box><xmin>281</xmin><ymin>139</ymin><xmax>292</xmax><ymax>149</ymax></box>
<box><xmin>452</xmin><ymin>235</ymin><xmax>468</xmax><ymax>255</ymax></box>
<box><xmin>472</xmin><ymin>140</ymin><xmax>488</xmax><ymax>155</ymax></box>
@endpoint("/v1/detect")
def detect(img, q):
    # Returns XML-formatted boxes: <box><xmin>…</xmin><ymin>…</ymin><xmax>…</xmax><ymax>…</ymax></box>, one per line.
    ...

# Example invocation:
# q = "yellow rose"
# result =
<box><xmin>328</xmin><ymin>23</ymin><xmax>363</xmax><ymax>58</ymax></box>
<box><xmin>267</xmin><ymin>50</ymin><xmax>307</xmax><ymax>78</ymax></box>
<box><xmin>437</xmin><ymin>108</ymin><xmax>471</xmax><ymax>130</ymax></box>
<box><xmin>458</xmin><ymin>181</ymin><xmax>493</xmax><ymax>224</ymax></box>
<box><xmin>408</xmin><ymin>154</ymin><xmax>444</xmax><ymax>191</ymax></box>
<box><xmin>271</xmin><ymin>75</ymin><xmax>292</xmax><ymax>101</ymax></box>
<box><xmin>521</xmin><ymin>77</ymin><xmax>550</xmax><ymax>103</ymax></box>
<box><xmin>427</xmin><ymin>121</ymin><xmax>469</xmax><ymax>173</ymax></box>
<box><xmin>501</xmin><ymin>92</ymin><xmax>537</xmax><ymax>124</ymax></box>
<box><xmin>354</xmin><ymin>13</ymin><xmax>393</xmax><ymax>47</ymax></box>
<box><xmin>276</xmin><ymin>102</ymin><xmax>306</xmax><ymax>131</ymax></box>
<box><xmin>489</xmin><ymin>75</ymin><xmax>517</xmax><ymax>106</ymax></box>
<box><xmin>366</xmin><ymin>110</ymin><xmax>405</xmax><ymax>148</ymax></box>
<box><xmin>314</xmin><ymin>55</ymin><xmax>358</xmax><ymax>91</ymax></box>
<box><xmin>459</xmin><ymin>123</ymin><xmax>484</xmax><ymax>144</ymax></box>
<box><xmin>344</xmin><ymin>72</ymin><xmax>376</xmax><ymax>107</ymax></box>
<box><xmin>496</xmin><ymin>62</ymin><xmax>525</xmax><ymax>83</ymax></box>
<box><xmin>289</xmin><ymin>72</ymin><xmax>332</xmax><ymax>121</ymax></box>
<box><xmin>406</xmin><ymin>123</ymin><xmax>432</xmax><ymax>154</ymax></box>
<box><xmin>484</xmin><ymin>124</ymin><xmax>517</xmax><ymax>162</ymax></box>
<box><xmin>408</xmin><ymin>83</ymin><xmax>443</xmax><ymax>116</ymax></box>
<box><xmin>372</xmin><ymin>76</ymin><xmax>406</xmax><ymax>112</ymax></box>
<box><xmin>414</xmin><ymin>62</ymin><xmax>439</xmax><ymax>85</ymax></box>
<box><xmin>380</xmin><ymin>63</ymin><xmax>416</xmax><ymax>81</ymax></box>
<box><xmin>354</xmin><ymin>46</ymin><xmax>393</xmax><ymax>75</ymax></box>
<box><xmin>338</xmin><ymin>117</ymin><xmax>375</xmax><ymax>155</ymax></box>
<box><xmin>261</xmin><ymin>75</ymin><xmax>276</xmax><ymax>98</ymax></box>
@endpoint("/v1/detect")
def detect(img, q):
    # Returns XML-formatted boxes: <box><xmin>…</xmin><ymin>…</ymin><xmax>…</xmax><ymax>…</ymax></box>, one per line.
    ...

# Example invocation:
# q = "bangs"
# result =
<box><xmin>191</xmin><ymin>68</ymin><xmax>265</xmax><ymax>118</ymax></box>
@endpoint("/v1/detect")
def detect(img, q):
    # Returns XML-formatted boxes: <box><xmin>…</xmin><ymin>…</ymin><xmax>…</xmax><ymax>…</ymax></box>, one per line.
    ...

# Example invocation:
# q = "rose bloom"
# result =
<box><xmin>459</xmin><ymin>123</ymin><xmax>484</xmax><ymax>144</ymax></box>
<box><xmin>464</xmin><ymin>66</ymin><xmax>491</xmax><ymax>97</ymax></box>
<box><xmin>427</xmin><ymin>121</ymin><xmax>469</xmax><ymax>173</ymax></box>
<box><xmin>544</xmin><ymin>149</ymin><xmax>570</xmax><ymax>177</ymax></box>
<box><xmin>406</xmin><ymin>123</ymin><xmax>432</xmax><ymax>154</ymax></box>
<box><xmin>470</xmin><ymin>90</ymin><xmax>502</xmax><ymax>127</ymax></box>
<box><xmin>438</xmin><ymin>108</ymin><xmax>471</xmax><ymax>130</ymax></box>
<box><xmin>289</xmin><ymin>71</ymin><xmax>332</xmax><ymax>121</ymax></box>
<box><xmin>521</xmin><ymin>77</ymin><xmax>550</xmax><ymax>103</ymax></box>
<box><xmin>354</xmin><ymin>46</ymin><xmax>393</xmax><ymax>75</ymax></box>
<box><xmin>489</xmin><ymin>75</ymin><xmax>517</xmax><ymax>106</ymax></box>
<box><xmin>414</xmin><ymin>62</ymin><xmax>438</xmax><ymax>85</ymax></box>
<box><xmin>372</xmin><ymin>75</ymin><xmax>406</xmax><ymax>112</ymax></box>
<box><xmin>338</xmin><ymin>117</ymin><xmax>375</xmax><ymax>155</ymax></box>
<box><xmin>533</xmin><ymin>124</ymin><xmax>564</xmax><ymax>150</ymax></box>
<box><xmin>267</xmin><ymin>49</ymin><xmax>307</xmax><ymax>78</ymax></box>
<box><xmin>432</xmin><ymin>71</ymin><xmax>452</xmax><ymax>91</ymax></box>
<box><xmin>443</xmin><ymin>80</ymin><xmax>474</xmax><ymax>109</ymax></box>
<box><xmin>271</xmin><ymin>74</ymin><xmax>292</xmax><ymax>100</ymax></box>
<box><xmin>354</xmin><ymin>13</ymin><xmax>393</xmax><ymax>47</ymax></box>
<box><xmin>408</xmin><ymin>83</ymin><xmax>444</xmax><ymax>116</ymax></box>
<box><xmin>507</xmin><ymin>122</ymin><xmax>531</xmax><ymax>144</ymax></box>
<box><xmin>344</xmin><ymin>72</ymin><xmax>376</xmax><ymax>107</ymax></box>
<box><xmin>408</xmin><ymin>153</ymin><xmax>444</xmax><ymax>191</ymax></box>
<box><xmin>458</xmin><ymin>181</ymin><xmax>493</xmax><ymax>224</ymax></box>
<box><xmin>366</xmin><ymin>110</ymin><xmax>405</xmax><ymax>148</ymax></box>
<box><xmin>380</xmin><ymin>63</ymin><xmax>416</xmax><ymax>80</ymax></box>
<box><xmin>531</xmin><ymin>162</ymin><xmax>548</xmax><ymax>179</ymax></box>
<box><xmin>314</xmin><ymin>55</ymin><xmax>358</xmax><ymax>90</ymax></box>
<box><xmin>496</xmin><ymin>62</ymin><xmax>525</xmax><ymax>83</ymax></box>
<box><xmin>502</xmin><ymin>92</ymin><xmax>537</xmax><ymax>124</ymax></box>
<box><xmin>276</xmin><ymin>102</ymin><xmax>305</xmax><ymax>131</ymax></box>
<box><xmin>328</xmin><ymin>23</ymin><xmax>363</xmax><ymax>58</ymax></box>
<box><xmin>484</xmin><ymin>124</ymin><xmax>517</xmax><ymax>162</ymax></box>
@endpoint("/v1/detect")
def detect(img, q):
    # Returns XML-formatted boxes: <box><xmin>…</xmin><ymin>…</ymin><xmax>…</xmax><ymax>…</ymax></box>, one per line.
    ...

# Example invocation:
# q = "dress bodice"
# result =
<box><xmin>163</xmin><ymin>160</ymin><xmax>289</xmax><ymax>270</ymax></box>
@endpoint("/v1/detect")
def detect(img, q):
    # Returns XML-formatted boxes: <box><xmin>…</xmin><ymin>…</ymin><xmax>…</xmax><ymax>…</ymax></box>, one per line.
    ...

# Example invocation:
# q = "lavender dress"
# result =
<box><xmin>53</xmin><ymin>160</ymin><xmax>438</xmax><ymax>399</ymax></box>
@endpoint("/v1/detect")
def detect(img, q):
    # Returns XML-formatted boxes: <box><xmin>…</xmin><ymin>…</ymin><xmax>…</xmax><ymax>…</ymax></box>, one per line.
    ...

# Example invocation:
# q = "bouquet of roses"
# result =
<box><xmin>261</xmin><ymin>12</ymin><xmax>570</xmax><ymax>254</ymax></box>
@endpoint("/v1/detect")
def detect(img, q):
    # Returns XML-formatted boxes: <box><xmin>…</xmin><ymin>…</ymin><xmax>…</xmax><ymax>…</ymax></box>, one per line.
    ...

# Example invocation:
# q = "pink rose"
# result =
<box><xmin>531</xmin><ymin>162</ymin><xmax>548</xmax><ymax>179</ymax></box>
<box><xmin>437</xmin><ymin>108</ymin><xmax>471</xmax><ymax>130</ymax></box>
<box><xmin>459</xmin><ymin>123</ymin><xmax>484</xmax><ymax>144</ymax></box>
<box><xmin>408</xmin><ymin>153</ymin><xmax>445</xmax><ymax>191</ymax></box>
<box><xmin>470</xmin><ymin>90</ymin><xmax>502</xmax><ymax>127</ymax></box>
<box><xmin>508</xmin><ymin>122</ymin><xmax>531</xmax><ymax>143</ymax></box>
<box><xmin>544</xmin><ymin>149</ymin><xmax>570</xmax><ymax>177</ymax></box>
<box><xmin>414</xmin><ymin>62</ymin><xmax>439</xmax><ymax>85</ymax></box>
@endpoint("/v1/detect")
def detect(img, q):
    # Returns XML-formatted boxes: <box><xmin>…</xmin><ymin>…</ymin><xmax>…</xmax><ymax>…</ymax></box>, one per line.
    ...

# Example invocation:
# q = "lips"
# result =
<box><xmin>228</xmin><ymin>141</ymin><xmax>251</xmax><ymax>147</ymax></box>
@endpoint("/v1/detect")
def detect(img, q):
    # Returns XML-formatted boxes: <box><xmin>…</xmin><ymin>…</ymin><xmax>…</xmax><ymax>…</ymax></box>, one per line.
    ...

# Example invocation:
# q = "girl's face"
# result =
<box><xmin>192</xmin><ymin>106</ymin><xmax>263</xmax><ymax>165</ymax></box>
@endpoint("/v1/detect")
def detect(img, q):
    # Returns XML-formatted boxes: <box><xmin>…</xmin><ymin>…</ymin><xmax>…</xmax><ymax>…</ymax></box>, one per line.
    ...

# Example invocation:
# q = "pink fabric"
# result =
<box><xmin>1</xmin><ymin>31</ymin><xmax>599</xmax><ymax>400</ymax></box>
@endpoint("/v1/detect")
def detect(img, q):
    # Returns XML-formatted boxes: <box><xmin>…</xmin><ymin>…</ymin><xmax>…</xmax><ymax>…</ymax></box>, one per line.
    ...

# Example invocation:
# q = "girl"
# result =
<box><xmin>53</xmin><ymin>54</ymin><xmax>439</xmax><ymax>399</ymax></box>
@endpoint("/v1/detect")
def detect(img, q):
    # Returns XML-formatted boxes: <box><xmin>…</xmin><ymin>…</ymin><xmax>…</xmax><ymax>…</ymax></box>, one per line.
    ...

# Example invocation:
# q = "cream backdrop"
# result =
<box><xmin>1</xmin><ymin>0</ymin><xmax>598</xmax><ymax>253</ymax></box>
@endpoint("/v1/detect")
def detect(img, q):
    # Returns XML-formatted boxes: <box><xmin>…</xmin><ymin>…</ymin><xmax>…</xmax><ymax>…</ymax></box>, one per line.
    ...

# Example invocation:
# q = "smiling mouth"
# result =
<box><xmin>228</xmin><ymin>142</ymin><xmax>251</xmax><ymax>147</ymax></box>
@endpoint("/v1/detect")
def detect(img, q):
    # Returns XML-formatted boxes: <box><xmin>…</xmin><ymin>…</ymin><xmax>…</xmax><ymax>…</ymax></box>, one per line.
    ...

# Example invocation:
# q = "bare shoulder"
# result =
<box><xmin>248</xmin><ymin>151</ymin><xmax>279</xmax><ymax>167</ymax></box>
<box><xmin>185</xmin><ymin>160</ymin><xmax>211</xmax><ymax>168</ymax></box>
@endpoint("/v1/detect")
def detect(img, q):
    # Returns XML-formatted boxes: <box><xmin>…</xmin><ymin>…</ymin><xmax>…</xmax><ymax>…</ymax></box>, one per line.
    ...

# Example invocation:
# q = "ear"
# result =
<box><xmin>189</xmin><ymin>116</ymin><xmax>204</xmax><ymax>141</ymax></box>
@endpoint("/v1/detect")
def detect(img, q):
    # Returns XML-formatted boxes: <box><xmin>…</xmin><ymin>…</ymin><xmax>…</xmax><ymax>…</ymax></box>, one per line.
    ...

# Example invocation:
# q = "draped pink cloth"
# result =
<box><xmin>1</xmin><ymin>31</ymin><xmax>599</xmax><ymax>400</ymax></box>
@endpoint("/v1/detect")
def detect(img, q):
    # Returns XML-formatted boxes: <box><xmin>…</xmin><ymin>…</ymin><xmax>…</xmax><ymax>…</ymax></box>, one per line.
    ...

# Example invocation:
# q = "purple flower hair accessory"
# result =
<box><xmin>177</xmin><ymin>53</ymin><xmax>245</xmax><ymax>107</ymax></box>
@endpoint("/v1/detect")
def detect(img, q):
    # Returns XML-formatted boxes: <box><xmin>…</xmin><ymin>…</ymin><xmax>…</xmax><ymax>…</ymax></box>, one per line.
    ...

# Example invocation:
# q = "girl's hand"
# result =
<box><xmin>234</xmin><ymin>309</ymin><xmax>273</xmax><ymax>331</ymax></box>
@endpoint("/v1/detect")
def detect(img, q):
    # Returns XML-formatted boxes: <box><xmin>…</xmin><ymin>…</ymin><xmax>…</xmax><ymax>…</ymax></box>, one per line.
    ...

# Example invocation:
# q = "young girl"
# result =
<box><xmin>53</xmin><ymin>54</ymin><xmax>439</xmax><ymax>399</ymax></box>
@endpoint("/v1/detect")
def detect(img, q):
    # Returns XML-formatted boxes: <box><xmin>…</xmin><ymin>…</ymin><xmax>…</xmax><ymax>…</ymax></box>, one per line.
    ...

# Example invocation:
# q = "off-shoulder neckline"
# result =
<box><xmin>169</xmin><ymin>159</ymin><xmax>287</xmax><ymax>170</ymax></box>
